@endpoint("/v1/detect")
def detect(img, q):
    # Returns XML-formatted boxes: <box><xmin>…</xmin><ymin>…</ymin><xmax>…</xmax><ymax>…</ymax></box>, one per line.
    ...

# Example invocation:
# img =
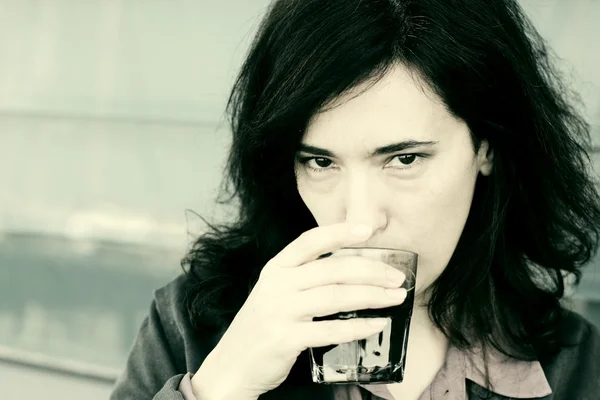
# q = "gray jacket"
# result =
<box><xmin>109</xmin><ymin>274</ymin><xmax>600</xmax><ymax>400</ymax></box>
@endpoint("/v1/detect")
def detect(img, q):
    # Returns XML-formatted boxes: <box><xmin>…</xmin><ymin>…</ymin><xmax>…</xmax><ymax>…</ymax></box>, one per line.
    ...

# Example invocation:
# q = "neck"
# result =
<box><xmin>411</xmin><ymin>303</ymin><xmax>448</xmax><ymax>344</ymax></box>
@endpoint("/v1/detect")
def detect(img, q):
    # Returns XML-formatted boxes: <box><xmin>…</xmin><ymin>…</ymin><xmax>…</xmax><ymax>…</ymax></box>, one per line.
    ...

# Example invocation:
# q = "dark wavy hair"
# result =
<box><xmin>182</xmin><ymin>0</ymin><xmax>600</xmax><ymax>368</ymax></box>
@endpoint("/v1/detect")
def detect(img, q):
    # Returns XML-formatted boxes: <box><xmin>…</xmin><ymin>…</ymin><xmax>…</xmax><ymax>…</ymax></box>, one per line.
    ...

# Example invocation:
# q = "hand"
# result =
<box><xmin>191</xmin><ymin>222</ymin><xmax>408</xmax><ymax>400</ymax></box>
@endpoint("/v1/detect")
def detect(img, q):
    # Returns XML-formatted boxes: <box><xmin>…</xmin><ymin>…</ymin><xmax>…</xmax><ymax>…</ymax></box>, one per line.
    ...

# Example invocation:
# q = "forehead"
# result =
<box><xmin>303</xmin><ymin>65</ymin><xmax>458</xmax><ymax>151</ymax></box>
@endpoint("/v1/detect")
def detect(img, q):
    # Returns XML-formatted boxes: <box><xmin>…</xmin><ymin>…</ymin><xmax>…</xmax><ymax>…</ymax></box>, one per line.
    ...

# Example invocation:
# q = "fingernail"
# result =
<box><xmin>351</xmin><ymin>224</ymin><xmax>372</xmax><ymax>238</ymax></box>
<box><xmin>388</xmin><ymin>269</ymin><xmax>406</xmax><ymax>286</ymax></box>
<box><xmin>385</xmin><ymin>288</ymin><xmax>407</xmax><ymax>300</ymax></box>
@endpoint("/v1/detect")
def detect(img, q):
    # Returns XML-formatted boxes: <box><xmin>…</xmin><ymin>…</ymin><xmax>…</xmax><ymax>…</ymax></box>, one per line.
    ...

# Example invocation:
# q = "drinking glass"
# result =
<box><xmin>309</xmin><ymin>247</ymin><xmax>418</xmax><ymax>384</ymax></box>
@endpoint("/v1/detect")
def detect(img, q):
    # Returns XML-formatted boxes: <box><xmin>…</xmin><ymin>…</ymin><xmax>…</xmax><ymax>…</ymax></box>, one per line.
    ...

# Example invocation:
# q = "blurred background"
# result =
<box><xmin>0</xmin><ymin>1</ymin><xmax>599</xmax><ymax>399</ymax></box>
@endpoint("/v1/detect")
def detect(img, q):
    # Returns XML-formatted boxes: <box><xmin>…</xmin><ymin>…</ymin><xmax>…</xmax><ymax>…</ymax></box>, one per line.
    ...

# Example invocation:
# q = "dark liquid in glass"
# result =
<box><xmin>310</xmin><ymin>288</ymin><xmax>415</xmax><ymax>384</ymax></box>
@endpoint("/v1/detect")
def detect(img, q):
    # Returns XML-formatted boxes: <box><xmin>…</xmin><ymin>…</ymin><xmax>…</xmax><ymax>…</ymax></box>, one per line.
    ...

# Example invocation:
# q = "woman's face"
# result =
<box><xmin>294</xmin><ymin>64</ymin><xmax>492</xmax><ymax>291</ymax></box>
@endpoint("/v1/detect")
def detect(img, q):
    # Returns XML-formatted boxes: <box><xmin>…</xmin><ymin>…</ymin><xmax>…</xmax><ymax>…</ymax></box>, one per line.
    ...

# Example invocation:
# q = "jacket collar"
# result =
<box><xmin>360</xmin><ymin>344</ymin><xmax>552</xmax><ymax>399</ymax></box>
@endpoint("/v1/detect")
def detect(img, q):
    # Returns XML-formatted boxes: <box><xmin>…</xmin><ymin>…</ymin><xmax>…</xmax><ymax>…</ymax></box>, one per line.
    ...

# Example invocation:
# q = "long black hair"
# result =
<box><xmin>182</xmin><ymin>0</ymin><xmax>600</xmax><ymax>366</ymax></box>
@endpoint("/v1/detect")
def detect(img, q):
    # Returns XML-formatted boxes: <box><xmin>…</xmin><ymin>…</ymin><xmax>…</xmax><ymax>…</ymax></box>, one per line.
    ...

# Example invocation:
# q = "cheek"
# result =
<box><xmin>400</xmin><ymin>163</ymin><xmax>479</xmax><ymax>289</ymax></box>
<box><xmin>416</xmin><ymin>171</ymin><xmax>476</xmax><ymax>240</ymax></box>
<box><xmin>296</xmin><ymin>175</ymin><xmax>339</xmax><ymax>224</ymax></box>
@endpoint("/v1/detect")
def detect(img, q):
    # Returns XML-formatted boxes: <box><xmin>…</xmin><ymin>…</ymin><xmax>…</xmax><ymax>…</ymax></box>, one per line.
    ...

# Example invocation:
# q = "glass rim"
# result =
<box><xmin>334</xmin><ymin>247</ymin><xmax>417</xmax><ymax>290</ymax></box>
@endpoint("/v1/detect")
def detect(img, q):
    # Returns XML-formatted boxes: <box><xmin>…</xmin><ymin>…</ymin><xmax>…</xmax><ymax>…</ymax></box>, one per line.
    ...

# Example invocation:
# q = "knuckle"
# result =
<box><xmin>256</xmin><ymin>271</ymin><xmax>274</xmax><ymax>290</ymax></box>
<box><xmin>265</xmin><ymin>255</ymin><xmax>285</xmax><ymax>270</ymax></box>
<box><xmin>298</xmin><ymin>229</ymin><xmax>314</xmax><ymax>243</ymax></box>
<box><xmin>254</xmin><ymin>276</ymin><xmax>287</xmax><ymax>303</ymax></box>
<box><xmin>260</xmin><ymin>261</ymin><xmax>286</xmax><ymax>281</ymax></box>
<box><xmin>325</xmin><ymin>284</ymin><xmax>343</xmax><ymax>302</ymax></box>
<box><xmin>283</xmin><ymin>294</ymin><xmax>303</xmax><ymax>317</ymax></box>
<box><xmin>264</xmin><ymin>294</ymin><xmax>295</xmax><ymax>321</ymax></box>
<box><xmin>258</xmin><ymin>266</ymin><xmax>271</xmax><ymax>280</ymax></box>
<box><xmin>268</xmin><ymin>322</ymin><xmax>294</xmax><ymax>351</ymax></box>
<box><xmin>320</xmin><ymin>262</ymin><xmax>340</xmax><ymax>282</ymax></box>
<box><xmin>260</xmin><ymin>261</ymin><xmax>277</xmax><ymax>278</ymax></box>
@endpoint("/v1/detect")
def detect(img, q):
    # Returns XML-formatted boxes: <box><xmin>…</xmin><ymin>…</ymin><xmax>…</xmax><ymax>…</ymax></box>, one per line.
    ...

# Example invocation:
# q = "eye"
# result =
<box><xmin>297</xmin><ymin>156</ymin><xmax>337</xmax><ymax>173</ymax></box>
<box><xmin>397</xmin><ymin>154</ymin><xmax>417</xmax><ymax>165</ymax></box>
<box><xmin>313</xmin><ymin>158</ymin><xmax>333</xmax><ymax>168</ymax></box>
<box><xmin>386</xmin><ymin>153</ymin><xmax>427</xmax><ymax>170</ymax></box>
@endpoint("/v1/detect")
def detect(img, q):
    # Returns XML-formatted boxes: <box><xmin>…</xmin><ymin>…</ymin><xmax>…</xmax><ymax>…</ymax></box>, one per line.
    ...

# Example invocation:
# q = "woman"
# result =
<box><xmin>110</xmin><ymin>0</ymin><xmax>600</xmax><ymax>399</ymax></box>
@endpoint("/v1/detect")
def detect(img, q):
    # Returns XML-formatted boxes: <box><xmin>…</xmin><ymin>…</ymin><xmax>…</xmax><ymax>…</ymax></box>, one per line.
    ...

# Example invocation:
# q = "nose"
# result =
<box><xmin>342</xmin><ymin>171</ymin><xmax>388</xmax><ymax>236</ymax></box>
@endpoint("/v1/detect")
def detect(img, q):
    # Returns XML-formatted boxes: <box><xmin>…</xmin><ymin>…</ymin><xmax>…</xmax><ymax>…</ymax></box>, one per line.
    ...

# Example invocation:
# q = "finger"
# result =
<box><xmin>294</xmin><ymin>284</ymin><xmax>407</xmax><ymax>318</ymax></box>
<box><xmin>269</xmin><ymin>223</ymin><xmax>373</xmax><ymax>269</ymax></box>
<box><xmin>300</xmin><ymin>318</ymin><xmax>391</xmax><ymax>349</ymax></box>
<box><xmin>290</xmin><ymin>256</ymin><xmax>406</xmax><ymax>290</ymax></box>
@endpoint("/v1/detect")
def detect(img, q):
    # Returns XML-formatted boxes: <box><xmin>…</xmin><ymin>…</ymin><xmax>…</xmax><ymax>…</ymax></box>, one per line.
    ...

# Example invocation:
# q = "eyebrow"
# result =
<box><xmin>297</xmin><ymin>140</ymin><xmax>438</xmax><ymax>158</ymax></box>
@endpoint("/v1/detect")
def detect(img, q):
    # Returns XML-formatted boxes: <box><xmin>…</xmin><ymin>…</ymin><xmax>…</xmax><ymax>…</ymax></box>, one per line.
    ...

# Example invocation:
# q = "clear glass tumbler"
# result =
<box><xmin>309</xmin><ymin>247</ymin><xmax>418</xmax><ymax>384</ymax></box>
